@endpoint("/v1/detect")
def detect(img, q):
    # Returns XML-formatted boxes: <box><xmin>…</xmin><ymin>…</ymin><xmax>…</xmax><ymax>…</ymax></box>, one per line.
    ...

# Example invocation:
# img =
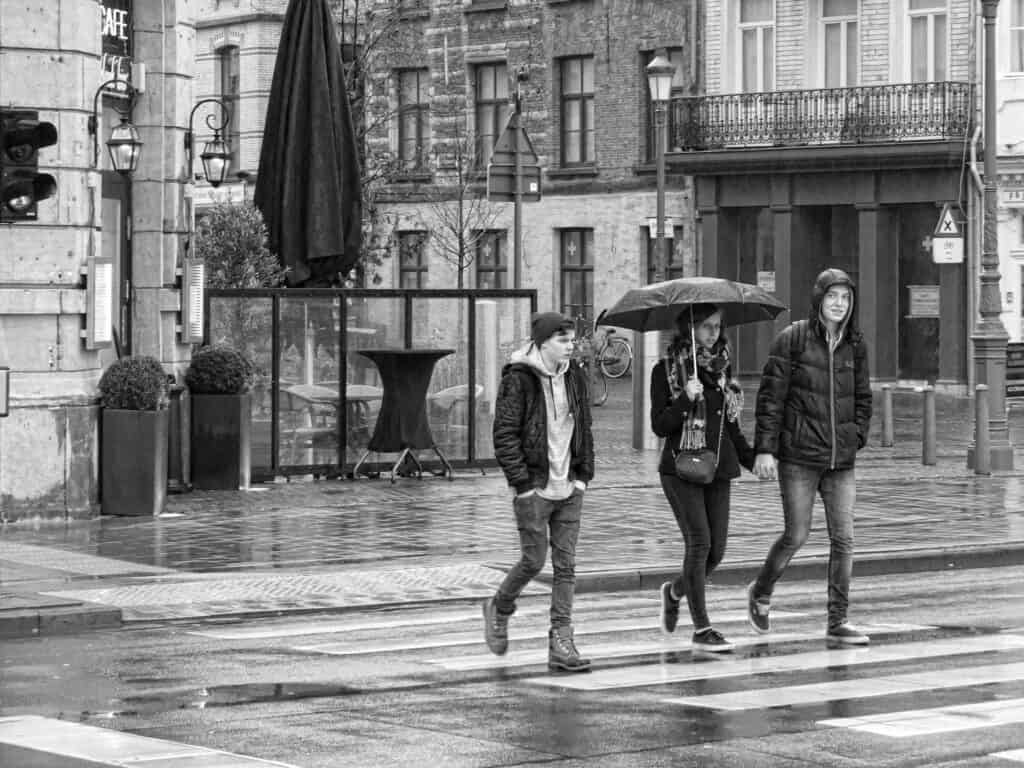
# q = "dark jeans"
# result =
<box><xmin>753</xmin><ymin>461</ymin><xmax>856</xmax><ymax>629</ymax></box>
<box><xmin>495</xmin><ymin>489</ymin><xmax>583</xmax><ymax>629</ymax></box>
<box><xmin>660</xmin><ymin>474</ymin><xmax>731</xmax><ymax>630</ymax></box>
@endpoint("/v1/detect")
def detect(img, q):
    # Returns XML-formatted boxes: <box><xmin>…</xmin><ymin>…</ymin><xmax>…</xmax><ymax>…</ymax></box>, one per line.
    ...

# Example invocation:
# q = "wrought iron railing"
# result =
<box><xmin>671</xmin><ymin>81</ymin><xmax>974</xmax><ymax>151</ymax></box>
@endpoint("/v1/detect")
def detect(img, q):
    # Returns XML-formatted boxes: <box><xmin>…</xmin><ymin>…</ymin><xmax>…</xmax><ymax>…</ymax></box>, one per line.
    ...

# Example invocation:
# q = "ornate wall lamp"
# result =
<box><xmin>185</xmin><ymin>98</ymin><xmax>232</xmax><ymax>187</ymax></box>
<box><xmin>88</xmin><ymin>79</ymin><xmax>142</xmax><ymax>174</ymax></box>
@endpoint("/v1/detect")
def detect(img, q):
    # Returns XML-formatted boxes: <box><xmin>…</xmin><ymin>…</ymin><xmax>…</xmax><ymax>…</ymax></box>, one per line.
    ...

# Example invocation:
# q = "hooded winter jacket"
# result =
<box><xmin>754</xmin><ymin>268</ymin><xmax>873</xmax><ymax>470</ymax></box>
<box><xmin>492</xmin><ymin>345</ymin><xmax>595</xmax><ymax>495</ymax></box>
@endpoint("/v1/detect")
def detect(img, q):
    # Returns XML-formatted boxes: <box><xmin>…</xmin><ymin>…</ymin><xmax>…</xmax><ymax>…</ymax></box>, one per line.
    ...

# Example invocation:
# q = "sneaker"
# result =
<box><xmin>826</xmin><ymin>622</ymin><xmax>870</xmax><ymax>646</ymax></box>
<box><xmin>747</xmin><ymin>581</ymin><xmax>771</xmax><ymax>634</ymax></box>
<box><xmin>548</xmin><ymin>626</ymin><xmax>591</xmax><ymax>672</ymax></box>
<box><xmin>659</xmin><ymin>582</ymin><xmax>681</xmax><ymax>634</ymax></box>
<box><xmin>692</xmin><ymin>627</ymin><xmax>734</xmax><ymax>653</ymax></box>
<box><xmin>482</xmin><ymin>597</ymin><xmax>509</xmax><ymax>655</ymax></box>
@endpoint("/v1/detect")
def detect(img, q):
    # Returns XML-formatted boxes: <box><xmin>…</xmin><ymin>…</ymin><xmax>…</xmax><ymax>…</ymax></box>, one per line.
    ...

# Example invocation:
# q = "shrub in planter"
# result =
<box><xmin>186</xmin><ymin>345</ymin><xmax>254</xmax><ymax>490</ymax></box>
<box><xmin>98</xmin><ymin>356</ymin><xmax>170</xmax><ymax>517</ymax></box>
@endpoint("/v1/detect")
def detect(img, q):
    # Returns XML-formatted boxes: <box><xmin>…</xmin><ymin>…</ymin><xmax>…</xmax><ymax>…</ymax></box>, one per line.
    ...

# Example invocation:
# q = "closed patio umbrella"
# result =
<box><xmin>255</xmin><ymin>0</ymin><xmax>362</xmax><ymax>286</ymax></box>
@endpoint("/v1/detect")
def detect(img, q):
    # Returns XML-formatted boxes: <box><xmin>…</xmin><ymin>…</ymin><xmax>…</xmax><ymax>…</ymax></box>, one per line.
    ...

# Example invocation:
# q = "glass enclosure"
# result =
<box><xmin>206</xmin><ymin>289</ymin><xmax>536</xmax><ymax>479</ymax></box>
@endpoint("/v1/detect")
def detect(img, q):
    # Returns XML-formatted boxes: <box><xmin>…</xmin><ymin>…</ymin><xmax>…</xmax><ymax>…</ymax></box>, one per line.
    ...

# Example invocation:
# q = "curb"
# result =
<box><xmin>567</xmin><ymin>542</ymin><xmax>1024</xmax><ymax>594</ymax></box>
<box><xmin>0</xmin><ymin>594</ymin><xmax>121</xmax><ymax>640</ymax></box>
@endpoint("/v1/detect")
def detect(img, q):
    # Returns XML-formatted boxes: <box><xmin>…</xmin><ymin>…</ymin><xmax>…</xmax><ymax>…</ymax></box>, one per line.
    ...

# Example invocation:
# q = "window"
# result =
<box><xmin>645</xmin><ymin>48</ymin><xmax>685</xmax><ymax>163</ymax></box>
<box><xmin>216</xmin><ymin>46</ymin><xmax>241</xmax><ymax>173</ymax></box>
<box><xmin>822</xmin><ymin>0</ymin><xmax>858</xmax><ymax>87</ymax></box>
<box><xmin>739</xmin><ymin>0</ymin><xmax>775</xmax><ymax>92</ymax></box>
<box><xmin>644</xmin><ymin>226</ymin><xmax>686</xmax><ymax>283</ymax></box>
<box><xmin>560</xmin><ymin>229</ymin><xmax>594</xmax><ymax>321</ymax></box>
<box><xmin>398</xmin><ymin>231</ymin><xmax>427</xmax><ymax>288</ymax></box>
<box><xmin>1012</xmin><ymin>0</ymin><xmax>1024</xmax><ymax>73</ymax></box>
<box><xmin>475</xmin><ymin>230</ymin><xmax>507</xmax><ymax>288</ymax></box>
<box><xmin>398</xmin><ymin>69</ymin><xmax>429</xmax><ymax>170</ymax></box>
<box><xmin>560</xmin><ymin>57</ymin><xmax>595</xmax><ymax>166</ymax></box>
<box><xmin>909</xmin><ymin>0</ymin><xmax>947</xmax><ymax>82</ymax></box>
<box><xmin>475</xmin><ymin>64</ymin><xmax>510</xmax><ymax>166</ymax></box>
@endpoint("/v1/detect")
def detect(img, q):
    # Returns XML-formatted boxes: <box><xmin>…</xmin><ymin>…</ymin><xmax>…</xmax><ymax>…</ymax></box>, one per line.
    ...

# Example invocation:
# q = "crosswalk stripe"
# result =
<box><xmin>816</xmin><ymin>697</ymin><xmax>1024</xmax><ymax>737</ymax></box>
<box><xmin>292</xmin><ymin>610</ymin><xmax>811</xmax><ymax>656</ymax></box>
<box><xmin>0</xmin><ymin>715</ymin><xmax>299</xmax><ymax>767</ymax></box>
<box><xmin>523</xmin><ymin>633</ymin><xmax>1024</xmax><ymax>691</ymax></box>
<box><xmin>664</xmin><ymin>662</ymin><xmax>1024</xmax><ymax>711</ymax></box>
<box><xmin>992</xmin><ymin>748</ymin><xmax>1024</xmax><ymax>762</ymax></box>
<box><xmin>428</xmin><ymin>628</ymin><xmax>851</xmax><ymax>671</ymax></box>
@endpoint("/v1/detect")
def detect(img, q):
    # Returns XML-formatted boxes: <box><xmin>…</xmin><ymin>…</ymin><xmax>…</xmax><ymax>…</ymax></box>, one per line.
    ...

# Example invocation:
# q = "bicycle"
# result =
<box><xmin>571</xmin><ymin>318</ymin><xmax>634</xmax><ymax>407</ymax></box>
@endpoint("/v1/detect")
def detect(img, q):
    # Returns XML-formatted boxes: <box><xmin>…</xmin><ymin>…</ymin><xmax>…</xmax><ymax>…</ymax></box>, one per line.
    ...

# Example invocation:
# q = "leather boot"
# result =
<box><xmin>548</xmin><ymin>626</ymin><xmax>591</xmax><ymax>672</ymax></box>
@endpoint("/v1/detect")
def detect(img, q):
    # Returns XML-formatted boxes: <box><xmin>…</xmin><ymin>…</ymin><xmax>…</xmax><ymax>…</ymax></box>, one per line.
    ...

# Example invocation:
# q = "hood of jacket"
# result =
<box><xmin>809</xmin><ymin>267</ymin><xmax>860</xmax><ymax>344</ymax></box>
<box><xmin>503</xmin><ymin>343</ymin><xmax>570</xmax><ymax>379</ymax></box>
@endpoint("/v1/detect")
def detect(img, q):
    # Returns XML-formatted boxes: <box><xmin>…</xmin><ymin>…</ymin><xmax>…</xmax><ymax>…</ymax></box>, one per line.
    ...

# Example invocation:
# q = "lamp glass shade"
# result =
<box><xmin>200</xmin><ymin>135</ymin><xmax>231</xmax><ymax>188</ymax></box>
<box><xmin>107</xmin><ymin>119</ymin><xmax>142</xmax><ymax>174</ymax></box>
<box><xmin>646</xmin><ymin>54</ymin><xmax>676</xmax><ymax>103</ymax></box>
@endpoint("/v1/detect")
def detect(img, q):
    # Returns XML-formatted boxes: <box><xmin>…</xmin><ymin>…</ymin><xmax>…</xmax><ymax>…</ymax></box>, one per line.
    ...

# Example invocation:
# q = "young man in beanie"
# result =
<box><xmin>747</xmin><ymin>268</ymin><xmax>873</xmax><ymax>646</ymax></box>
<box><xmin>483</xmin><ymin>311</ymin><xmax>595</xmax><ymax>672</ymax></box>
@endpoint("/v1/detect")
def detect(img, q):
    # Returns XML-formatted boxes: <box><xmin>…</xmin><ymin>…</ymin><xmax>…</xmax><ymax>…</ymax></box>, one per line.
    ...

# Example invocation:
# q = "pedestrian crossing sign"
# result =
<box><xmin>934</xmin><ymin>203</ymin><xmax>962</xmax><ymax>237</ymax></box>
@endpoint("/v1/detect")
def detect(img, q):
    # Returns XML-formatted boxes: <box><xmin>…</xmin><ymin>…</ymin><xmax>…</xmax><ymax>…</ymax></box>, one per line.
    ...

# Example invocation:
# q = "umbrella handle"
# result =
<box><xmin>689</xmin><ymin>305</ymin><xmax>698</xmax><ymax>379</ymax></box>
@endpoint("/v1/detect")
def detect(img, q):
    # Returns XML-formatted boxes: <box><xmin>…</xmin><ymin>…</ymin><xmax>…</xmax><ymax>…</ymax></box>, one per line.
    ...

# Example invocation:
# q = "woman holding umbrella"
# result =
<box><xmin>650</xmin><ymin>303</ymin><xmax>755</xmax><ymax>652</ymax></box>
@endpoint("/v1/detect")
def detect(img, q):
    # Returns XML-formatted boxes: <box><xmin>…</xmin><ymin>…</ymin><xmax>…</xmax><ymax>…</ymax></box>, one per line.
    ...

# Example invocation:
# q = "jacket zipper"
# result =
<box><xmin>828</xmin><ymin>338</ymin><xmax>837</xmax><ymax>469</ymax></box>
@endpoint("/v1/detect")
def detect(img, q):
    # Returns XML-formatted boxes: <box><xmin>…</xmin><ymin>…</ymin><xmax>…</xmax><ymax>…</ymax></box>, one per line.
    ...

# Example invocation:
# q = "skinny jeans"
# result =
<box><xmin>660</xmin><ymin>474</ymin><xmax>731</xmax><ymax>630</ymax></box>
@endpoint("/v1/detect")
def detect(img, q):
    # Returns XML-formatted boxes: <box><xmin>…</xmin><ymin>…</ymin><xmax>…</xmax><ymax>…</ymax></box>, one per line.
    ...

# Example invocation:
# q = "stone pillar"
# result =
<box><xmin>0</xmin><ymin>0</ymin><xmax>104</xmax><ymax>520</ymax></box>
<box><xmin>857</xmin><ymin>204</ymin><xmax>899</xmax><ymax>381</ymax></box>
<box><xmin>130</xmin><ymin>1</ymin><xmax>193</xmax><ymax>369</ymax></box>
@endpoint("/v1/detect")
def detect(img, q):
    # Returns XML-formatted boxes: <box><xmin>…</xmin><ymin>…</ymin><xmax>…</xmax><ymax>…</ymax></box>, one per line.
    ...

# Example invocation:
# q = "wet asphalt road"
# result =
<box><xmin>2</xmin><ymin>566</ymin><xmax>1024</xmax><ymax>767</ymax></box>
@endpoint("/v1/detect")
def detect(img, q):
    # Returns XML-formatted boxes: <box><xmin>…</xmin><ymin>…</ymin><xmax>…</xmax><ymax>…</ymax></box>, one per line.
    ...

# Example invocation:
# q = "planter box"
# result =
<box><xmin>190</xmin><ymin>393</ymin><xmax>252</xmax><ymax>490</ymax></box>
<box><xmin>101</xmin><ymin>409</ymin><xmax>169</xmax><ymax>517</ymax></box>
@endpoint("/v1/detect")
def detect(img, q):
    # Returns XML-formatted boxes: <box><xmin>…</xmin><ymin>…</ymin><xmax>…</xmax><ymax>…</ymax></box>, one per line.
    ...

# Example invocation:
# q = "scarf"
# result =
<box><xmin>664</xmin><ymin>336</ymin><xmax>744</xmax><ymax>451</ymax></box>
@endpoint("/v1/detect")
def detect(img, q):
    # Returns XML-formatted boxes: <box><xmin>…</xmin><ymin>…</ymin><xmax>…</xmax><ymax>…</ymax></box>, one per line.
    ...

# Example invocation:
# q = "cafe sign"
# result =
<box><xmin>101</xmin><ymin>0</ymin><xmax>133</xmax><ymax>82</ymax></box>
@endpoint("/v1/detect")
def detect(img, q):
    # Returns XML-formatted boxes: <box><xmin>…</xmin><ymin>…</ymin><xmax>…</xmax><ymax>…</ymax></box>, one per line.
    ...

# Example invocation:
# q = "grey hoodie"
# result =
<box><xmin>508</xmin><ymin>344</ymin><xmax>576</xmax><ymax>500</ymax></box>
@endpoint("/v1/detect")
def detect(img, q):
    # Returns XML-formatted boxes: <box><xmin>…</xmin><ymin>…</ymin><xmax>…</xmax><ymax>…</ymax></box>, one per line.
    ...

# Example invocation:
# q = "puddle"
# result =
<box><xmin>106</xmin><ymin>681</ymin><xmax>364</xmax><ymax>714</ymax></box>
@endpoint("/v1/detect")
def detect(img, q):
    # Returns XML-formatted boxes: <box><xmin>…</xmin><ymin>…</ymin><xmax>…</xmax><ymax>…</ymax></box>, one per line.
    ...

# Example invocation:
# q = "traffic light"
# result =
<box><xmin>0</xmin><ymin>110</ymin><xmax>57</xmax><ymax>221</ymax></box>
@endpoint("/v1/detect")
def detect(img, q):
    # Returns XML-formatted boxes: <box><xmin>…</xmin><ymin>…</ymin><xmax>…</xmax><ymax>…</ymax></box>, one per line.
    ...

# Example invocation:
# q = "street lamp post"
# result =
<box><xmin>972</xmin><ymin>0</ymin><xmax>1014</xmax><ymax>469</ymax></box>
<box><xmin>647</xmin><ymin>52</ymin><xmax>676</xmax><ymax>284</ymax></box>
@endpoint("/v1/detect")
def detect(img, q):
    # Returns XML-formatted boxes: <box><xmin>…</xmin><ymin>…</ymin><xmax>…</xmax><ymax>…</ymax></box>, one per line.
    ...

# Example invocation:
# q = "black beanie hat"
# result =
<box><xmin>530</xmin><ymin>312</ymin><xmax>574</xmax><ymax>347</ymax></box>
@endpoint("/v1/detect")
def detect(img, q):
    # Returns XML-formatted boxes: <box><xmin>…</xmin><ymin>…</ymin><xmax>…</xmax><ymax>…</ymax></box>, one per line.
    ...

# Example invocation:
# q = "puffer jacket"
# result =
<box><xmin>651</xmin><ymin>359</ymin><xmax>755</xmax><ymax>480</ymax></box>
<box><xmin>754</xmin><ymin>268</ymin><xmax>873</xmax><ymax>470</ymax></box>
<box><xmin>492</xmin><ymin>349</ymin><xmax>595</xmax><ymax>494</ymax></box>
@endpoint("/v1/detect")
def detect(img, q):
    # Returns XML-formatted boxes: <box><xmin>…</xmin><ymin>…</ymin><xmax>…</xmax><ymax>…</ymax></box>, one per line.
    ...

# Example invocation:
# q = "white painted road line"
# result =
<box><xmin>292</xmin><ymin>610</ymin><xmax>812</xmax><ymax>656</ymax></box>
<box><xmin>524</xmin><ymin>633</ymin><xmax>1024</xmax><ymax>691</ymax></box>
<box><xmin>428</xmin><ymin>628</ymin><xmax>843</xmax><ymax>671</ymax></box>
<box><xmin>993</xmin><ymin>748</ymin><xmax>1024</xmax><ymax>762</ymax></box>
<box><xmin>0</xmin><ymin>715</ymin><xmax>298</xmax><ymax>767</ymax></box>
<box><xmin>668</xmin><ymin>662</ymin><xmax>1024</xmax><ymax>712</ymax></box>
<box><xmin>817</xmin><ymin>697</ymin><xmax>1024</xmax><ymax>737</ymax></box>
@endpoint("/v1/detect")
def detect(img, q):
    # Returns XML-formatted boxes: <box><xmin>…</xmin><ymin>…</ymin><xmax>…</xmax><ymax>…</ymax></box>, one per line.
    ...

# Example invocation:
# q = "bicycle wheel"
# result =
<box><xmin>600</xmin><ymin>337</ymin><xmax>633</xmax><ymax>379</ymax></box>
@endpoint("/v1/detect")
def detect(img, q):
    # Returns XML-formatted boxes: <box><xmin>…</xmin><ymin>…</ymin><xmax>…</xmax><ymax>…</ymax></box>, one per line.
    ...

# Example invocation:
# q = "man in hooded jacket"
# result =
<box><xmin>483</xmin><ymin>312</ymin><xmax>595</xmax><ymax>672</ymax></box>
<box><xmin>746</xmin><ymin>268</ymin><xmax>873</xmax><ymax>646</ymax></box>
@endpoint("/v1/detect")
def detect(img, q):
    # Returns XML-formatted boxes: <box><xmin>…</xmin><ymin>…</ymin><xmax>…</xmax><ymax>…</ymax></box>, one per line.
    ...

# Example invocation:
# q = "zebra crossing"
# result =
<box><xmin>189</xmin><ymin>591</ymin><xmax>1024</xmax><ymax>762</ymax></box>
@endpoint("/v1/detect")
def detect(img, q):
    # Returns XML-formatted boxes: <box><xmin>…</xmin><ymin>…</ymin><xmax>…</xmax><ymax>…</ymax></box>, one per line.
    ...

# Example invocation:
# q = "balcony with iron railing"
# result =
<box><xmin>669</xmin><ymin>81</ymin><xmax>974</xmax><ymax>169</ymax></box>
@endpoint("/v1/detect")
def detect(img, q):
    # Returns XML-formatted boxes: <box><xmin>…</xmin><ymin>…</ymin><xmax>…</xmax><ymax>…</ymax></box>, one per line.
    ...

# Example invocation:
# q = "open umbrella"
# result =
<box><xmin>255</xmin><ymin>0</ymin><xmax>362</xmax><ymax>287</ymax></box>
<box><xmin>598</xmin><ymin>276</ymin><xmax>787</xmax><ymax>333</ymax></box>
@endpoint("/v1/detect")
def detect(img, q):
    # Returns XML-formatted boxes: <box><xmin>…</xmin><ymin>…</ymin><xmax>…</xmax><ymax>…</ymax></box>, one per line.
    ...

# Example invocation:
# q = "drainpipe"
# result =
<box><xmin>968</xmin><ymin>125</ymin><xmax>983</xmax><ymax>393</ymax></box>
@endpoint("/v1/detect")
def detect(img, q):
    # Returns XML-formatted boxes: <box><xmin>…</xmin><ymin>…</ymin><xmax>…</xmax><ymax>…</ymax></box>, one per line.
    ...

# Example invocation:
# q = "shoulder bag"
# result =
<box><xmin>674</xmin><ymin>408</ymin><xmax>724</xmax><ymax>485</ymax></box>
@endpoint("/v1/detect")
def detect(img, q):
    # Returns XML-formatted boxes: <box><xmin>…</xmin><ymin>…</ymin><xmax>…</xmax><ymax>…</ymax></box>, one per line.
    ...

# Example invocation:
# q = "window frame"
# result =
<box><xmin>906</xmin><ymin>0</ymin><xmax>948</xmax><ymax>83</ymax></box>
<box><xmin>737</xmin><ymin>0</ymin><xmax>776</xmax><ymax>92</ymax></box>
<box><xmin>559</xmin><ymin>228</ymin><xmax>595</xmax><ymax>321</ymax></box>
<box><xmin>559</xmin><ymin>56</ymin><xmax>596</xmax><ymax>167</ymax></box>
<box><xmin>474</xmin><ymin>63</ymin><xmax>510</xmax><ymax>167</ymax></box>
<box><xmin>397</xmin><ymin>230</ymin><xmax>428</xmax><ymax>289</ymax></box>
<box><xmin>397</xmin><ymin>68</ymin><xmax>430</xmax><ymax>171</ymax></box>
<box><xmin>1012</xmin><ymin>0</ymin><xmax>1024</xmax><ymax>73</ymax></box>
<box><xmin>215</xmin><ymin>45</ymin><xmax>241</xmax><ymax>173</ymax></box>
<box><xmin>474</xmin><ymin>230</ymin><xmax>508</xmax><ymax>289</ymax></box>
<box><xmin>820</xmin><ymin>0</ymin><xmax>859</xmax><ymax>88</ymax></box>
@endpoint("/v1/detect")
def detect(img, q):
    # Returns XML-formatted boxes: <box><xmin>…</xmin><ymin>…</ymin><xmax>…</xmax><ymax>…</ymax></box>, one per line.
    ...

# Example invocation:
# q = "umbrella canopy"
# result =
<box><xmin>598</xmin><ymin>276</ymin><xmax>787</xmax><ymax>332</ymax></box>
<box><xmin>254</xmin><ymin>0</ymin><xmax>362</xmax><ymax>287</ymax></box>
